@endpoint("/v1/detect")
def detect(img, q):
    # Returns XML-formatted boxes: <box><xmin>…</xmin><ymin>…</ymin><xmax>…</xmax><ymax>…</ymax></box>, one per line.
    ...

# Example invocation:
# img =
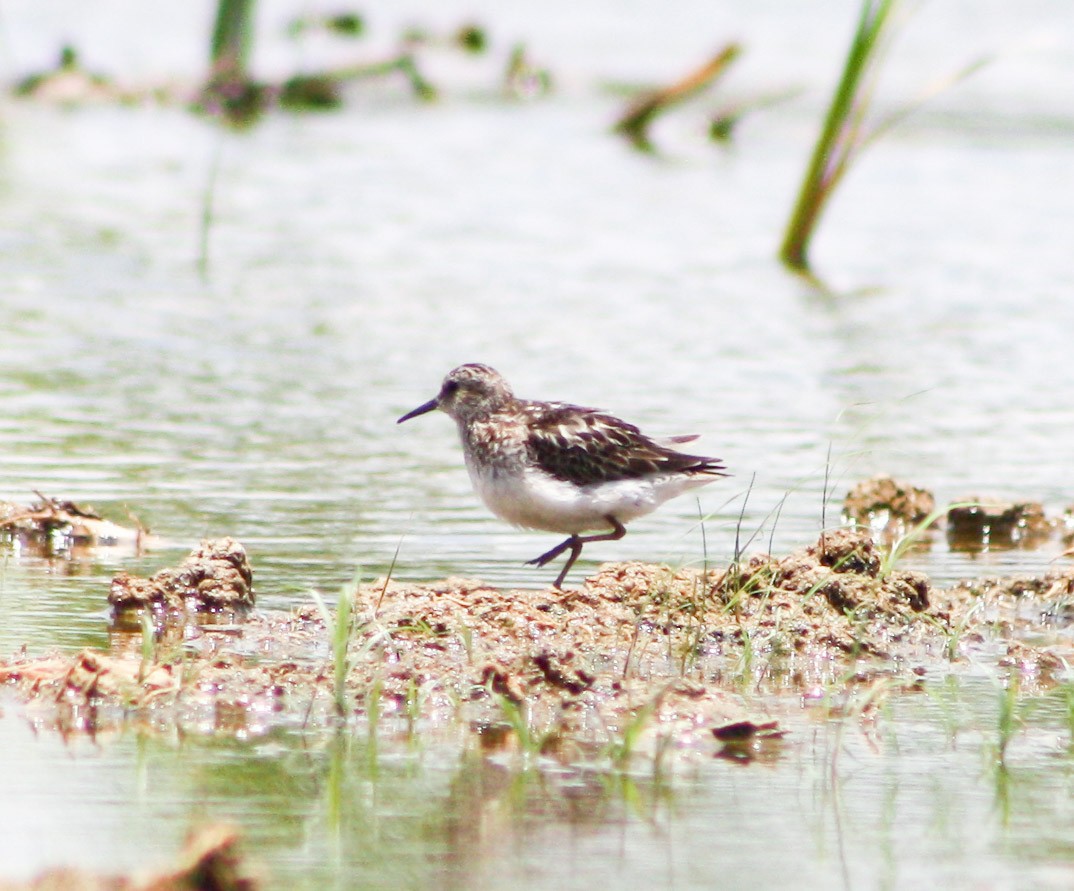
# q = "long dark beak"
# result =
<box><xmin>397</xmin><ymin>398</ymin><xmax>438</xmax><ymax>424</ymax></box>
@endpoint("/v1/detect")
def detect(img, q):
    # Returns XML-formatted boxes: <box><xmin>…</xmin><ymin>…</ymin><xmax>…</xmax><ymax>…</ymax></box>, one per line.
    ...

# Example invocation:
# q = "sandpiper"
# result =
<box><xmin>398</xmin><ymin>364</ymin><xmax>728</xmax><ymax>588</ymax></box>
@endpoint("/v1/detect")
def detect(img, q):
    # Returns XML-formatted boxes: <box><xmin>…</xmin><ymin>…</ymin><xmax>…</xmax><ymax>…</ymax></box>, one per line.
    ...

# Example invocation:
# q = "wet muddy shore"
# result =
<box><xmin>3</xmin><ymin>513</ymin><xmax>1072</xmax><ymax>752</ymax></box>
<box><xmin>4</xmin><ymin>481</ymin><xmax>1074</xmax><ymax>888</ymax></box>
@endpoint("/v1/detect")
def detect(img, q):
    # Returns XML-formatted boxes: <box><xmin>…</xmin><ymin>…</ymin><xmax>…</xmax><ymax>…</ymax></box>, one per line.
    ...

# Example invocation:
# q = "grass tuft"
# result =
<box><xmin>780</xmin><ymin>0</ymin><xmax>991</xmax><ymax>278</ymax></box>
<box><xmin>312</xmin><ymin>578</ymin><xmax>359</xmax><ymax>720</ymax></box>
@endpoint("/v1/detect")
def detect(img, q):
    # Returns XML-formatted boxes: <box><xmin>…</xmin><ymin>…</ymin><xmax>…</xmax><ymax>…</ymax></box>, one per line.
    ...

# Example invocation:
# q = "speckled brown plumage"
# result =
<box><xmin>521</xmin><ymin>401</ymin><xmax>726</xmax><ymax>486</ymax></box>
<box><xmin>398</xmin><ymin>363</ymin><xmax>729</xmax><ymax>588</ymax></box>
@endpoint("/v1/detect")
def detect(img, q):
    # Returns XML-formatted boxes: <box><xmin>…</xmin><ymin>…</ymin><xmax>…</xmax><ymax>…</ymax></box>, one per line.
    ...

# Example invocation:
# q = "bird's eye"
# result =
<box><xmin>442</xmin><ymin>380</ymin><xmax>460</xmax><ymax>397</ymax></box>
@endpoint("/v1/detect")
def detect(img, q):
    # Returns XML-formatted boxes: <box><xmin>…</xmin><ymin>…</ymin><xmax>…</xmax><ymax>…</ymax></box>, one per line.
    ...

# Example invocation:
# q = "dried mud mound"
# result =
<box><xmin>946</xmin><ymin>498</ymin><xmax>1052</xmax><ymax>549</ymax></box>
<box><xmin>352</xmin><ymin>527</ymin><xmax>938</xmax><ymax>716</ymax></box>
<box><xmin>109</xmin><ymin>537</ymin><xmax>255</xmax><ymax>616</ymax></box>
<box><xmin>843</xmin><ymin>474</ymin><xmax>936</xmax><ymax>538</ymax></box>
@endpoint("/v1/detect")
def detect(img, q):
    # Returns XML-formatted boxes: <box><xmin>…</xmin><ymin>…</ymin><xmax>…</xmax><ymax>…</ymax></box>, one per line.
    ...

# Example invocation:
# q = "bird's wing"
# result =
<box><xmin>522</xmin><ymin>401</ymin><xmax>726</xmax><ymax>486</ymax></box>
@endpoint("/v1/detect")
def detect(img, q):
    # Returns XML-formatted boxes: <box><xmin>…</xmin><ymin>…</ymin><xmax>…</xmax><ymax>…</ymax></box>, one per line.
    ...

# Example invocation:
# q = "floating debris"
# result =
<box><xmin>503</xmin><ymin>43</ymin><xmax>552</xmax><ymax>100</ymax></box>
<box><xmin>614</xmin><ymin>43</ymin><xmax>742</xmax><ymax>151</ymax></box>
<box><xmin>0</xmin><ymin>493</ymin><xmax>149</xmax><ymax>557</ymax></box>
<box><xmin>712</xmin><ymin>719</ymin><xmax>785</xmax><ymax>763</ymax></box>
<box><xmin>279</xmin><ymin>74</ymin><xmax>343</xmax><ymax>110</ymax></box>
<box><xmin>13</xmin><ymin>45</ymin><xmax>122</xmax><ymax>104</ymax></box>
<box><xmin>287</xmin><ymin>10</ymin><xmax>365</xmax><ymax>38</ymax></box>
<box><xmin>455</xmin><ymin>23</ymin><xmax>489</xmax><ymax>54</ymax></box>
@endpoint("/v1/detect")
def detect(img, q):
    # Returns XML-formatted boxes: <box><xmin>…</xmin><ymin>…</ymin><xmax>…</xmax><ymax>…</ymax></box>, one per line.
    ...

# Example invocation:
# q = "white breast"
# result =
<box><xmin>466</xmin><ymin>460</ymin><xmax>712</xmax><ymax>535</ymax></box>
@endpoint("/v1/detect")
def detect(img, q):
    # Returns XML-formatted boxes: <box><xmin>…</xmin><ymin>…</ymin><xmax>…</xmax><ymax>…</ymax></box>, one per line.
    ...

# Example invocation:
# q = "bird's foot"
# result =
<box><xmin>525</xmin><ymin>535</ymin><xmax>577</xmax><ymax>568</ymax></box>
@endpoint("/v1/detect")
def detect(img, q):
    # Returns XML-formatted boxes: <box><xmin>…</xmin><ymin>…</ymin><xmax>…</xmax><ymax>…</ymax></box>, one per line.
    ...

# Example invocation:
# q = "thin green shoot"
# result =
<box><xmin>697</xmin><ymin>498</ymin><xmax>709</xmax><ymax>581</ymax></box>
<box><xmin>731</xmin><ymin>473</ymin><xmax>757</xmax><ymax>565</ymax></box>
<box><xmin>497</xmin><ymin>694</ymin><xmax>542</xmax><ymax>757</ymax></box>
<box><xmin>821</xmin><ymin>443</ymin><xmax>834</xmax><ymax>532</ymax></box>
<box><xmin>137</xmin><ymin>609</ymin><xmax>156</xmax><ymax>684</ymax></box>
<box><xmin>459</xmin><ymin>623</ymin><xmax>475</xmax><ymax>663</ymax></box>
<box><xmin>311</xmin><ymin>580</ymin><xmax>358</xmax><ymax>720</ymax></box>
<box><xmin>996</xmin><ymin>673</ymin><xmax>1021</xmax><ymax>764</ymax></box>
<box><xmin>621</xmin><ymin>613</ymin><xmax>643</xmax><ymax>680</ymax></box>
<box><xmin>767</xmin><ymin>492</ymin><xmax>787</xmax><ymax>557</ymax></box>
<box><xmin>197</xmin><ymin>137</ymin><xmax>224</xmax><ymax>281</ymax></box>
<box><xmin>735</xmin><ymin>627</ymin><xmax>755</xmax><ymax>686</ymax></box>
<box><xmin>920</xmin><ymin>598</ymin><xmax>981</xmax><ymax>662</ymax></box>
<box><xmin>365</xmin><ymin>674</ymin><xmax>383</xmax><ymax>767</ymax></box>
<box><xmin>604</xmin><ymin>689</ymin><xmax>668</xmax><ymax>770</ymax></box>
<box><xmin>373</xmin><ymin>534</ymin><xmax>405</xmax><ymax>619</ymax></box>
<box><xmin>404</xmin><ymin>676</ymin><xmax>421</xmax><ymax>735</ymax></box>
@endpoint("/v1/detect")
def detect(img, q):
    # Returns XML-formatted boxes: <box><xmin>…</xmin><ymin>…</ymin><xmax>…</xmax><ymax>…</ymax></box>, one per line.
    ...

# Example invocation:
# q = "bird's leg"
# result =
<box><xmin>526</xmin><ymin>536</ymin><xmax>578</xmax><ymax>568</ymax></box>
<box><xmin>526</xmin><ymin>516</ymin><xmax>627</xmax><ymax>589</ymax></box>
<box><xmin>550</xmin><ymin>540</ymin><xmax>585</xmax><ymax>589</ymax></box>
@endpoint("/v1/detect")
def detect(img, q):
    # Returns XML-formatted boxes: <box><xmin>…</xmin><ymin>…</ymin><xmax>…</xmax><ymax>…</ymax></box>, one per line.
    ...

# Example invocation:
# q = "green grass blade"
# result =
<box><xmin>780</xmin><ymin>0</ymin><xmax>899</xmax><ymax>272</ymax></box>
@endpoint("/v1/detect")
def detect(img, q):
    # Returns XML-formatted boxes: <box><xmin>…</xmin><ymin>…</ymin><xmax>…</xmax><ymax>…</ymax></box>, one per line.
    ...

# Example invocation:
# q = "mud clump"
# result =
<box><xmin>947</xmin><ymin>499</ymin><xmax>1052</xmax><ymax>550</ymax></box>
<box><xmin>842</xmin><ymin>475</ymin><xmax>936</xmax><ymax>540</ymax></box>
<box><xmin>948</xmin><ymin>567</ymin><xmax>1074</xmax><ymax>604</ymax></box>
<box><xmin>789</xmin><ymin>528</ymin><xmax>930</xmax><ymax>613</ymax></box>
<box><xmin>109</xmin><ymin>538</ymin><xmax>254</xmax><ymax>617</ymax></box>
<box><xmin>1061</xmin><ymin>506</ymin><xmax>1074</xmax><ymax>547</ymax></box>
<box><xmin>714</xmin><ymin>527</ymin><xmax>931</xmax><ymax>658</ymax></box>
<box><xmin>0</xmin><ymin>823</ymin><xmax>257</xmax><ymax>891</ymax></box>
<box><xmin>0</xmin><ymin>493</ymin><xmax>148</xmax><ymax>555</ymax></box>
<box><xmin>813</xmin><ymin>527</ymin><xmax>883</xmax><ymax>575</ymax></box>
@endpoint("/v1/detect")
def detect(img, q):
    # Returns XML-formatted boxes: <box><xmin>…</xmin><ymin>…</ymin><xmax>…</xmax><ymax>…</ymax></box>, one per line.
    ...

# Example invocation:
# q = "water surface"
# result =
<box><xmin>2</xmin><ymin>0</ymin><xmax>1074</xmax><ymax>886</ymax></box>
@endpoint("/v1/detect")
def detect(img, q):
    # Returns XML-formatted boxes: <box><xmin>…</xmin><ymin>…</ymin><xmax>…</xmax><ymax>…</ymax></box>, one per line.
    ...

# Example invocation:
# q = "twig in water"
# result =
<box><xmin>614</xmin><ymin>43</ymin><xmax>742</xmax><ymax>151</ymax></box>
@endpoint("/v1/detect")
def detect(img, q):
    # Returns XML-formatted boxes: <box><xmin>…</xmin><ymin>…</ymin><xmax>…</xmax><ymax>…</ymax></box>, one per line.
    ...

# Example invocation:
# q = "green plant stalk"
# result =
<box><xmin>366</xmin><ymin>674</ymin><xmax>383</xmax><ymax>769</ymax></box>
<box><xmin>996</xmin><ymin>673</ymin><xmax>1020</xmax><ymax>764</ymax></box>
<box><xmin>332</xmin><ymin>585</ymin><xmax>354</xmax><ymax>716</ymax></box>
<box><xmin>405</xmin><ymin>676</ymin><xmax>421</xmax><ymax>732</ymax></box>
<box><xmin>325</xmin><ymin>729</ymin><xmax>349</xmax><ymax>860</ymax></box>
<box><xmin>919</xmin><ymin>598</ymin><xmax>980</xmax><ymax>662</ymax></box>
<box><xmin>312</xmin><ymin>583</ymin><xmax>356</xmax><ymax>720</ymax></box>
<box><xmin>735</xmin><ymin>627</ymin><xmax>755</xmax><ymax>687</ymax></box>
<box><xmin>779</xmin><ymin>0</ymin><xmax>897</xmax><ymax>272</ymax></box>
<box><xmin>197</xmin><ymin>136</ymin><xmax>224</xmax><ymax>282</ymax></box>
<box><xmin>137</xmin><ymin>609</ymin><xmax>156</xmax><ymax>684</ymax></box>
<box><xmin>498</xmin><ymin>695</ymin><xmax>540</xmax><ymax>756</ymax></box>
<box><xmin>460</xmin><ymin>624</ymin><xmax>474</xmax><ymax>664</ymax></box>
<box><xmin>210</xmin><ymin>0</ymin><xmax>255</xmax><ymax>80</ymax></box>
<box><xmin>605</xmin><ymin>694</ymin><xmax>662</xmax><ymax>769</ymax></box>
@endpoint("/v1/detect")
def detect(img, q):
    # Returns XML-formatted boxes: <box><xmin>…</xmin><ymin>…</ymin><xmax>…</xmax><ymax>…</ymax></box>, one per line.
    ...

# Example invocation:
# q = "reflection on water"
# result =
<box><xmin>5</xmin><ymin>680</ymin><xmax>1074</xmax><ymax>888</ymax></box>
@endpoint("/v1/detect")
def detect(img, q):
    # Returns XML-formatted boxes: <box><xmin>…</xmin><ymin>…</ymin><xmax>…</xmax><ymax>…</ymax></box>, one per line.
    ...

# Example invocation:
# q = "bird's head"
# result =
<box><xmin>397</xmin><ymin>363</ymin><xmax>515</xmax><ymax>425</ymax></box>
